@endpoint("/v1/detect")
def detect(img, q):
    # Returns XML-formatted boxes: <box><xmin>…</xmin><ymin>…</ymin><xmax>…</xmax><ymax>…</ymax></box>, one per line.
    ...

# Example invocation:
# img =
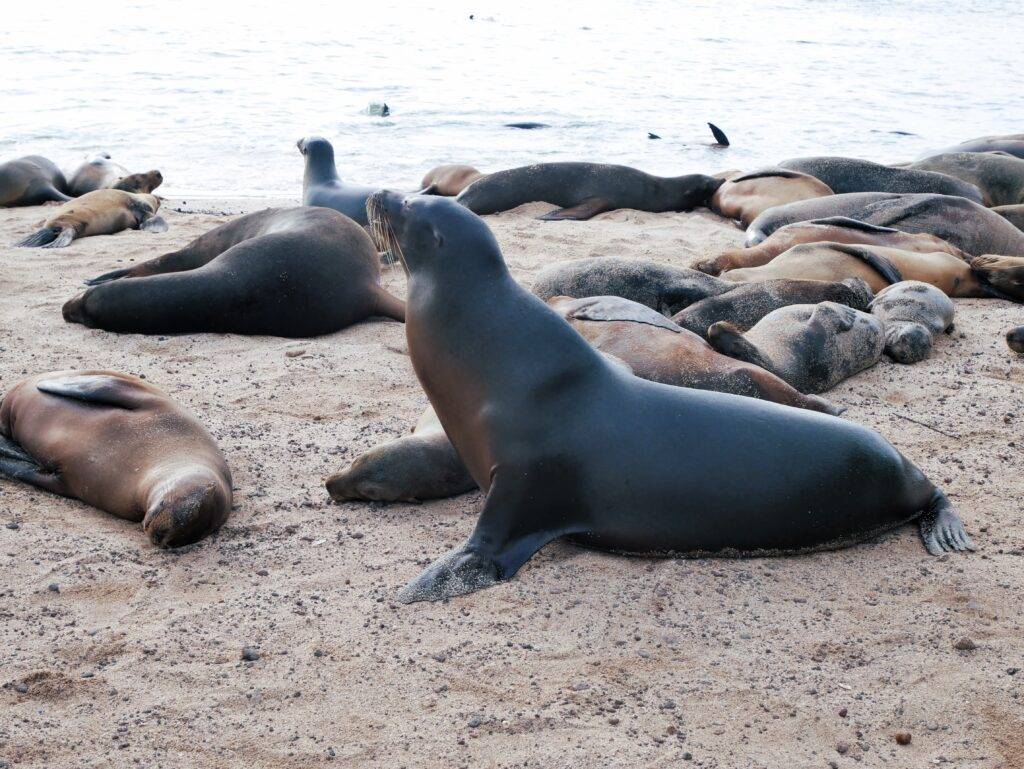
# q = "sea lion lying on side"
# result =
<box><xmin>15</xmin><ymin>189</ymin><xmax>166</xmax><ymax>248</ymax></box>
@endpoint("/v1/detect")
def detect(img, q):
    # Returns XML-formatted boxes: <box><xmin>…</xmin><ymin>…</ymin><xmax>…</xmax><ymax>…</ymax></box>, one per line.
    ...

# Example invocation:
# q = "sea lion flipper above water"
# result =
<box><xmin>565</xmin><ymin>295</ymin><xmax>683</xmax><ymax>332</ymax></box>
<box><xmin>708</xmin><ymin>123</ymin><xmax>730</xmax><ymax>146</ymax></box>
<box><xmin>36</xmin><ymin>375</ymin><xmax>149</xmax><ymax>410</ymax></box>
<box><xmin>537</xmin><ymin>197</ymin><xmax>614</xmax><ymax>221</ymax></box>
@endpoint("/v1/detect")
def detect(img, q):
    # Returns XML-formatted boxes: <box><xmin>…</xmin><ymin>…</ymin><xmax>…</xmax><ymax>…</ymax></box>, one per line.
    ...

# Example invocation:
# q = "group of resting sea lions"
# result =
<box><xmin>1</xmin><ymin>130</ymin><xmax>1022</xmax><ymax>603</ymax></box>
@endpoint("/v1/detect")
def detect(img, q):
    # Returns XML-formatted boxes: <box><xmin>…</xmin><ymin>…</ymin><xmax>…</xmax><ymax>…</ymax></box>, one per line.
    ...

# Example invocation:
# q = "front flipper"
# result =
<box><xmin>564</xmin><ymin>295</ymin><xmax>683</xmax><ymax>332</ymax></box>
<box><xmin>138</xmin><ymin>214</ymin><xmax>168</xmax><ymax>233</ymax></box>
<box><xmin>707</xmin><ymin>322</ymin><xmax>778</xmax><ymax>374</ymax></box>
<box><xmin>36</xmin><ymin>374</ymin><xmax>149</xmax><ymax>410</ymax></box>
<box><xmin>85</xmin><ymin>267</ymin><xmax>132</xmax><ymax>286</ymax></box>
<box><xmin>398</xmin><ymin>467</ymin><xmax>571</xmax><ymax>603</ymax></box>
<box><xmin>538</xmin><ymin>197</ymin><xmax>613</xmax><ymax>221</ymax></box>
<box><xmin>0</xmin><ymin>435</ymin><xmax>68</xmax><ymax>496</ymax></box>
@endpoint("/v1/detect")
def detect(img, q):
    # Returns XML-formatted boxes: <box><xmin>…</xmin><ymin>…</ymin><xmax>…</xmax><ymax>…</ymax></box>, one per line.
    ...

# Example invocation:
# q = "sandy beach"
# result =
<box><xmin>0</xmin><ymin>199</ymin><xmax>1022</xmax><ymax>769</ymax></box>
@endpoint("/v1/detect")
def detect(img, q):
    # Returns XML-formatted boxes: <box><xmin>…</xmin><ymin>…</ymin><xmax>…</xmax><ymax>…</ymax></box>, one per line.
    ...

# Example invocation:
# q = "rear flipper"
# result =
<box><xmin>86</xmin><ymin>268</ymin><xmax>133</xmax><ymax>286</ymax></box>
<box><xmin>538</xmin><ymin>197</ymin><xmax>613</xmax><ymax>221</ymax></box>
<box><xmin>15</xmin><ymin>227</ymin><xmax>69</xmax><ymax>248</ymax></box>
<box><xmin>0</xmin><ymin>435</ymin><xmax>68</xmax><ymax>496</ymax></box>
<box><xmin>919</xmin><ymin>489</ymin><xmax>974</xmax><ymax>555</ymax></box>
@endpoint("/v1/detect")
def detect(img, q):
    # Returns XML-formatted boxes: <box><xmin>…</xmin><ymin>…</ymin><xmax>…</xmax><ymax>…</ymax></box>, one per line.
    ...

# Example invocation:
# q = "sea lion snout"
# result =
<box><xmin>143</xmin><ymin>477</ymin><xmax>230</xmax><ymax>548</ymax></box>
<box><xmin>62</xmin><ymin>293</ymin><xmax>89</xmax><ymax>325</ymax></box>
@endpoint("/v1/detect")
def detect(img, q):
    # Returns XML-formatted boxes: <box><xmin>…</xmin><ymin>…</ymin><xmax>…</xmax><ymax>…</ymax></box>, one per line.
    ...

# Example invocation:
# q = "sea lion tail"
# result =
<box><xmin>15</xmin><ymin>226</ymin><xmax>64</xmax><ymax>248</ymax></box>
<box><xmin>708</xmin><ymin>123</ymin><xmax>730</xmax><ymax>146</ymax></box>
<box><xmin>707</xmin><ymin>321</ymin><xmax>778</xmax><ymax>373</ymax></box>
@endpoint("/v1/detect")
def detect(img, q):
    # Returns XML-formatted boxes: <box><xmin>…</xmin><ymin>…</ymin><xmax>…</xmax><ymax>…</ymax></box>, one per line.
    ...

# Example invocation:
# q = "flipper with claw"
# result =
<box><xmin>919</xmin><ymin>489</ymin><xmax>974</xmax><ymax>555</ymax></box>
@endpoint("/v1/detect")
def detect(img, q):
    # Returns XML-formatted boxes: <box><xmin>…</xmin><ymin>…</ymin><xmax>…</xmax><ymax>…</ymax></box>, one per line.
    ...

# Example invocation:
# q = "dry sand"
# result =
<box><xmin>0</xmin><ymin>198</ymin><xmax>1022</xmax><ymax>769</ymax></box>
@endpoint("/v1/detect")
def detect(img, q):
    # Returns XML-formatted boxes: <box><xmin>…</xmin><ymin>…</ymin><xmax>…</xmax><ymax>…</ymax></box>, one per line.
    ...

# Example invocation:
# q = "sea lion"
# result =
<box><xmin>902</xmin><ymin>152</ymin><xmax>1024</xmax><ymax>207</ymax></box>
<box><xmin>326</xmin><ymin>405</ymin><xmax>475</xmax><ymax>503</ymax></box>
<box><xmin>708</xmin><ymin>302</ymin><xmax>885</xmax><ymax>394</ymax></box>
<box><xmin>15</xmin><ymin>189</ymin><xmax>166</xmax><ymax>248</ymax></box>
<box><xmin>671</xmin><ymin>277</ymin><xmax>873</xmax><ymax>337</ymax></box>
<box><xmin>456</xmin><ymin>162</ymin><xmax>723</xmax><ymax>220</ymax></box>
<box><xmin>505</xmin><ymin>122</ymin><xmax>548</xmax><ymax>130</ymax></box>
<box><xmin>919</xmin><ymin>134</ymin><xmax>1024</xmax><ymax>161</ymax></box>
<box><xmin>67</xmin><ymin>153</ymin><xmax>129</xmax><ymax>196</ymax></box>
<box><xmin>113</xmin><ymin>169</ymin><xmax>163</xmax><ymax>194</ymax></box>
<box><xmin>694</xmin><ymin>216</ymin><xmax>969</xmax><ymax>275</ymax></box>
<box><xmin>778</xmin><ymin>156</ymin><xmax>983</xmax><ymax>202</ymax></box>
<box><xmin>0</xmin><ymin>371</ymin><xmax>232</xmax><ymax>547</ymax></box>
<box><xmin>63</xmin><ymin>206</ymin><xmax>404</xmax><ymax>336</ymax></box>
<box><xmin>531</xmin><ymin>256</ymin><xmax>732</xmax><ymax>316</ymax></box>
<box><xmin>721</xmin><ymin>242</ymin><xmax>1024</xmax><ymax>302</ymax></box>
<box><xmin>869</xmin><ymin>281</ymin><xmax>955</xmax><ymax>364</ymax></box>
<box><xmin>994</xmin><ymin>204</ymin><xmax>1024</xmax><ymax>231</ymax></box>
<box><xmin>365</xmin><ymin>190</ymin><xmax>971</xmax><ymax>603</ymax></box>
<box><xmin>709</xmin><ymin>169</ymin><xmax>833</xmax><ymax>226</ymax></box>
<box><xmin>0</xmin><ymin>155</ymin><xmax>70</xmax><ymax>207</ymax></box>
<box><xmin>1007</xmin><ymin>326</ymin><xmax>1024</xmax><ymax>354</ymax></box>
<box><xmin>418</xmin><ymin>164</ymin><xmax>485</xmax><ymax>196</ymax></box>
<box><xmin>745</xmin><ymin>193</ymin><xmax>1024</xmax><ymax>256</ymax></box>
<box><xmin>708</xmin><ymin>123</ymin><xmax>730</xmax><ymax>147</ymax></box>
<box><xmin>297</xmin><ymin>136</ymin><xmax>377</xmax><ymax>227</ymax></box>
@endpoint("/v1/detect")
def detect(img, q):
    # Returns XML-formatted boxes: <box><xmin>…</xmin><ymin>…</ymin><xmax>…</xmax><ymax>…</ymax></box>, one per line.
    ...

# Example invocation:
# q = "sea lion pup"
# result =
<box><xmin>671</xmin><ymin>277</ymin><xmax>873</xmax><ymax>338</ymax></box>
<box><xmin>919</xmin><ymin>134</ymin><xmax>1024</xmax><ymax>161</ymax></box>
<box><xmin>455</xmin><ymin>161</ymin><xmax>724</xmax><ymax>220</ymax></box>
<box><xmin>532</xmin><ymin>256</ymin><xmax>733</xmax><ymax>316</ymax></box>
<box><xmin>709</xmin><ymin>169</ymin><xmax>833</xmax><ymax>226</ymax></box>
<box><xmin>418</xmin><ymin>164</ymin><xmax>485</xmax><ymax>196</ymax></box>
<box><xmin>778</xmin><ymin>156</ymin><xmax>983</xmax><ymax>202</ymax></box>
<box><xmin>708</xmin><ymin>302</ymin><xmax>885</xmax><ymax>394</ymax></box>
<box><xmin>67</xmin><ymin>153</ymin><xmax>129</xmax><ymax>196</ymax></box>
<box><xmin>326</xmin><ymin>405</ymin><xmax>475</xmax><ymax>503</ymax></box>
<box><xmin>113</xmin><ymin>169</ymin><xmax>163</xmax><ymax>194</ymax></box>
<box><xmin>1007</xmin><ymin>326</ymin><xmax>1024</xmax><ymax>354</ymax></box>
<box><xmin>694</xmin><ymin>217</ymin><xmax>968</xmax><ymax>275</ymax></box>
<box><xmin>0</xmin><ymin>371</ymin><xmax>232</xmax><ymax>547</ymax></box>
<box><xmin>365</xmin><ymin>191</ymin><xmax>971</xmax><ymax>603</ymax></box>
<box><xmin>903</xmin><ymin>152</ymin><xmax>1024</xmax><ymax>207</ymax></box>
<box><xmin>0</xmin><ymin>155</ymin><xmax>70</xmax><ymax>206</ymax></box>
<box><xmin>64</xmin><ymin>207</ymin><xmax>404</xmax><ymax>336</ymax></box>
<box><xmin>869</xmin><ymin>281</ymin><xmax>955</xmax><ymax>364</ymax></box>
<box><xmin>721</xmin><ymin>242</ymin><xmax>1024</xmax><ymax>302</ymax></box>
<box><xmin>297</xmin><ymin>136</ymin><xmax>377</xmax><ymax>227</ymax></box>
<box><xmin>15</xmin><ymin>189</ymin><xmax>165</xmax><ymax>248</ymax></box>
<box><xmin>994</xmin><ymin>204</ymin><xmax>1024</xmax><ymax>232</ymax></box>
<box><xmin>745</xmin><ymin>192</ymin><xmax>1024</xmax><ymax>256</ymax></box>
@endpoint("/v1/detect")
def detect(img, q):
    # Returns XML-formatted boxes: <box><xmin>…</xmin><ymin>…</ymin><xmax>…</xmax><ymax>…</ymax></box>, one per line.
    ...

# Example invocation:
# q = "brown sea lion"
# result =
<box><xmin>1007</xmin><ymin>326</ymin><xmax>1024</xmax><ymax>354</ymax></box>
<box><xmin>418</xmin><ymin>164</ymin><xmax>485</xmax><ymax>196</ymax></box>
<box><xmin>903</xmin><ymin>152</ymin><xmax>1024</xmax><ymax>207</ymax></box>
<box><xmin>693</xmin><ymin>217</ymin><xmax>970</xmax><ymax>276</ymax></box>
<box><xmin>0</xmin><ymin>155</ymin><xmax>70</xmax><ymax>207</ymax></box>
<box><xmin>14</xmin><ymin>189</ymin><xmax>166</xmax><ymax>248</ymax></box>
<box><xmin>708</xmin><ymin>302</ymin><xmax>885</xmax><ymax>394</ymax></box>
<box><xmin>0</xmin><ymin>371</ymin><xmax>232</xmax><ymax>547</ymax></box>
<box><xmin>722</xmin><ymin>242</ymin><xmax>1024</xmax><ymax>302</ymax></box>
<box><xmin>994</xmin><ymin>204</ymin><xmax>1024</xmax><ymax>232</ymax></box>
<box><xmin>709</xmin><ymin>169</ymin><xmax>833</xmax><ymax>226</ymax></box>
<box><xmin>113</xmin><ymin>169</ymin><xmax>163</xmax><ymax>194</ymax></box>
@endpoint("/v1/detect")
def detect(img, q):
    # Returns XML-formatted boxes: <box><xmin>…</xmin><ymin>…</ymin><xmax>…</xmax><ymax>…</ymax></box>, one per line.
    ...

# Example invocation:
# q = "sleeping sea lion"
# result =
<box><xmin>709</xmin><ymin>169</ymin><xmax>833</xmax><ymax>226</ymax></box>
<box><xmin>919</xmin><ymin>134</ymin><xmax>1024</xmax><ymax>161</ymax></box>
<box><xmin>364</xmin><ymin>190</ymin><xmax>971</xmax><ymax>603</ymax></box>
<box><xmin>994</xmin><ymin>204</ymin><xmax>1024</xmax><ymax>232</ymax></box>
<box><xmin>14</xmin><ymin>189</ymin><xmax>165</xmax><ymax>248</ymax></box>
<box><xmin>869</xmin><ymin>281</ymin><xmax>955</xmax><ymax>364</ymax></box>
<box><xmin>903</xmin><ymin>152</ymin><xmax>1024</xmax><ymax>207</ymax></box>
<box><xmin>0</xmin><ymin>155</ymin><xmax>70</xmax><ymax>207</ymax></box>
<box><xmin>418</xmin><ymin>165</ymin><xmax>485</xmax><ymax>196</ymax></box>
<box><xmin>0</xmin><ymin>371</ymin><xmax>232</xmax><ymax>547</ymax></box>
<box><xmin>778</xmin><ymin>156</ymin><xmax>983</xmax><ymax>202</ymax></box>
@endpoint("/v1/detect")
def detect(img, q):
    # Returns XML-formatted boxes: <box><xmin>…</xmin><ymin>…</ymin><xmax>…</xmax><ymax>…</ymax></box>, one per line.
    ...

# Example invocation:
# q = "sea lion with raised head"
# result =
<box><xmin>364</xmin><ymin>191</ymin><xmax>971</xmax><ymax>603</ymax></box>
<box><xmin>721</xmin><ymin>242</ymin><xmax>1024</xmax><ymax>302</ymax></box>
<box><xmin>0</xmin><ymin>371</ymin><xmax>232</xmax><ymax>547</ymax></box>
<box><xmin>0</xmin><ymin>155</ymin><xmax>70</xmax><ymax>207</ymax></box>
<box><xmin>708</xmin><ymin>302</ymin><xmax>885</xmax><ymax>394</ymax></box>
<box><xmin>456</xmin><ymin>162</ymin><xmax>723</xmax><ymax>220</ymax></box>
<box><xmin>63</xmin><ymin>206</ymin><xmax>404</xmax><ymax>336</ymax></box>
<box><xmin>778</xmin><ymin>156</ymin><xmax>983</xmax><ymax>202</ymax></box>
<box><xmin>531</xmin><ymin>256</ymin><xmax>733</xmax><ymax>316</ymax></box>
<box><xmin>919</xmin><ymin>134</ymin><xmax>1024</xmax><ymax>161</ymax></box>
<box><xmin>746</xmin><ymin>193</ymin><xmax>1024</xmax><ymax>256</ymax></box>
<box><xmin>297</xmin><ymin>136</ymin><xmax>378</xmax><ymax>227</ymax></box>
<box><xmin>869</xmin><ymin>281</ymin><xmax>955</xmax><ymax>364</ymax></box>
<box><xmin>709</xmin><ymin>169</ymin><xmax>833</xmax><ymax>226</ymax></box>
<box><xmin>671</xmin><ymin>277</ymin><xmax>873</xmax><ymax>337</ymax></box>
<box><xmin>418</xmin><ymin>164</ymin><xmax>485</xmax><ymax>196</ymax></box>
<box><xmin>694</xmin><ymin>216</ymin><xmax>969</xmax><ymax>275</ymax></box>
<box><xmin>902</xmin><ymin>152</ymin><xmax>1024</xmax><ymax>207</ymax></box>
<box><xmin>113</xmin><ymin>169</ymin><xmax>163</xmax><ymax>194</ymax></box>
<box><xmin>15</xmin><ymin>189</ymin><xmax>166</xmax><ymax>248</ymax></box>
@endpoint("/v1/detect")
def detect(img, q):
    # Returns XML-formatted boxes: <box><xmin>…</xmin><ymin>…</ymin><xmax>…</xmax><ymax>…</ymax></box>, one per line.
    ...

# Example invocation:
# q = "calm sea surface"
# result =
<box><xmin>3</xmin><ymin>1</ymin><xmax>1021</xmax><ymax>197</ymax></box>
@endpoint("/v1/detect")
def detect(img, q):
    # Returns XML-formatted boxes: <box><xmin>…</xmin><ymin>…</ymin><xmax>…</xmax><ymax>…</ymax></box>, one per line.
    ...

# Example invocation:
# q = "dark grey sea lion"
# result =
<box><xmin>297</xmin><ymin>136</ymin><xmax>378</xmax><ymax>227</ymax></box>
<box><xmin>919</xmin><ymin>134</ymin><xmax>1024</xmax><ymax>161</ymax></box>
<box><xmin>778</xmin><ymin>156</ymin><xmax>983</xmax><ymax>202</ymax></box>
<box><xmin>902</xmin><ymin>152</ymin><xmax>1024</xmax><ymax>207</ymax></box>
<box><xmin>0</xmin><ymin>155</ymin><xmax>70</xmax><ymax>207</ymax></box>
<box><xmin>994</xmin><ymin>204</ymin><xmax>1024</xmax><ymax>232</ymax></box>
<box><xmin>869</xmin><ymin>281</ymin><xmax>955</xmax><ymax>364</ymax></box>
<box><xmin>364</xmin><ymin>190</ymin><xmax>971</xmax><ymax>603</ymax></box>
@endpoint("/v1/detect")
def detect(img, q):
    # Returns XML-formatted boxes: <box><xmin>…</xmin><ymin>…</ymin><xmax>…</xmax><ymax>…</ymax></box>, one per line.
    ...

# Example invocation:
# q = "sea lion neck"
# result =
<box><xmin>304</xmin><ymin>147</ymin><xmax>341</xmax><ymax>186</ymax></box>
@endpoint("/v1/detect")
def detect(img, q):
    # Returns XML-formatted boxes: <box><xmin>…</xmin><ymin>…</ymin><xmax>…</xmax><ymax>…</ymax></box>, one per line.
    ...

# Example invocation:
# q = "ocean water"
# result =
<box><xmin>3</xmin><ymin>0</ymin><xmax>1021</xmax><ymax>197</ymax></box>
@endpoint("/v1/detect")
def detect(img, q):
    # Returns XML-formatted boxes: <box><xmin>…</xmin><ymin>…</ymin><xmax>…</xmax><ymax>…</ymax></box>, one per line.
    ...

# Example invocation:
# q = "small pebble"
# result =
<box><xmin>285</xmin><ymin>349</ymin><xmax>306</xmax><ymax>358</ymax></box>
<box><xmin>953</xmin><ymin>637</ymin><xmax>977</xmax><ymax>651</ymax></box>
<box><xmin>241</xmin><ymin>647</ymin><xmax>260</xmax><ymax>661</ymax></box>
<box><xmin>838</xmin><ymin>707</ymin><xmax>848</xmax><ymax>718</ymax></box>
<box><xmin>13</xmin><ymin>682</ymin><xmax>28</xmax><ymax>694</ymax></box>
<box><xmin>836</xmin><ymin>742</ymin><xmax>850</xmax><ymax>755</ymax></box>
<box><xmin>894</xmin><ymin>731</ymin><xmax>912</xmax><ymax>746</ymax></box>
<box><xmin>5</xmin><ymin>522</ymin><xmax>19</xmax><ymax>530</ymax></box>
<box><xmin>47</xmin><ymin>583</ymin><xmax>59</xmax><ymax>593</ymax></box>
<box><xmin>467</xmin><ymin>716</ymin><xmax>481</xmax><ymax>728</ymax></box>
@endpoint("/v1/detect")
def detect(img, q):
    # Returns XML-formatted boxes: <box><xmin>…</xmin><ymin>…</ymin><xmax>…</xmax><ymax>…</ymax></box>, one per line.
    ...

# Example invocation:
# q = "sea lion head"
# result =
<box><xmin>142</xmin><ymin>469</ymin><xmax>231</xmax><ymax>548</ymax></box>
<box><xmin>114</xmin><ymin>170</ymin><xmax>163</xmax><ymax>194</ymax></box>
<box><xmin>296</xmin><ymin>136</ymin><xmax>334</xmax><ymax>162</ymax></box>
<box><xmin>885</xmin><ymin>321</ymin><xmax>933</xmax><ymax>364</ymax></box>
<box><xmin>365</xmin><ymin>190</ymin><xmax>499</xmax><ymax>276</ymax></box>
<box><xmin>971</xmin><ymin>255</ymin><xmax>1024</xmax><ymax>302</ymax></box>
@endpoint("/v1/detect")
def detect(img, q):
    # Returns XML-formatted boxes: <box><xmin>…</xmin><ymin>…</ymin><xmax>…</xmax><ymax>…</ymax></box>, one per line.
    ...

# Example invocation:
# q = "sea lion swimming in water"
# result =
<box><xmin>869</xmin><ymin>281</ymin><xmax>955</xmax><ymax>364</ymax></box>
<box><xmin>456</xmin><ymin>162</ymin><xmax>724</xmax><ymax>220</ymax></box>
<box><xmin>693</xmin><ymin>217</ymin><xmax>969</xmax><ymax>276</ymax></box>
<box><xmin>778</xmin><ymin>156</ymin><xmax>983</xmax><ymax>202</ymax></box>
<box><xmin>364</xmin><ymin>190</ymin><xmax>971</xmax><ymax>602</ymax></box>
<box><xmin>746</xmin><ymin>193</ymin><xmax>1024</xmax><ymax>256</ymax></box>
<box><xmin>297</xmin><ymin>136</ymin><xmax>378</xmax><ymax>227</ymax></box>
<box><xmin>417</xmin><ymin>164</ymin><xmax>485</xmax><ymax>196</ymax></box>
<box><xmin>0</xmin><ymin>371</ymin><xmax>232</xmax><ymax>547</ymax></box>
<box><xmin>721</xmin><ymin>242</ymin><xmax>1024</xmax><ymax>302</ymax></box>
<box><xmin>709</xmin><ymin>169</ymin><xmax>833</xmax><ymax>226</ymax></box>
<box><xmin>15</xmin><ymin>189</ymin><xmax>166</xmax><ymax>248</ymax></box>
<box><xmin>63</xmin><ymin>206</ymin><xmax>404</xmax><ymax>336</ymax></box>
<box><xmin>902</xmin><ymin>152</ymin><xmax>1024</xmax><ymax>207</ymax></box>
<box><xmin>0</xmin><ymin>155</ymin><xmax>70</xmax><ymax>207</ymax></box>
